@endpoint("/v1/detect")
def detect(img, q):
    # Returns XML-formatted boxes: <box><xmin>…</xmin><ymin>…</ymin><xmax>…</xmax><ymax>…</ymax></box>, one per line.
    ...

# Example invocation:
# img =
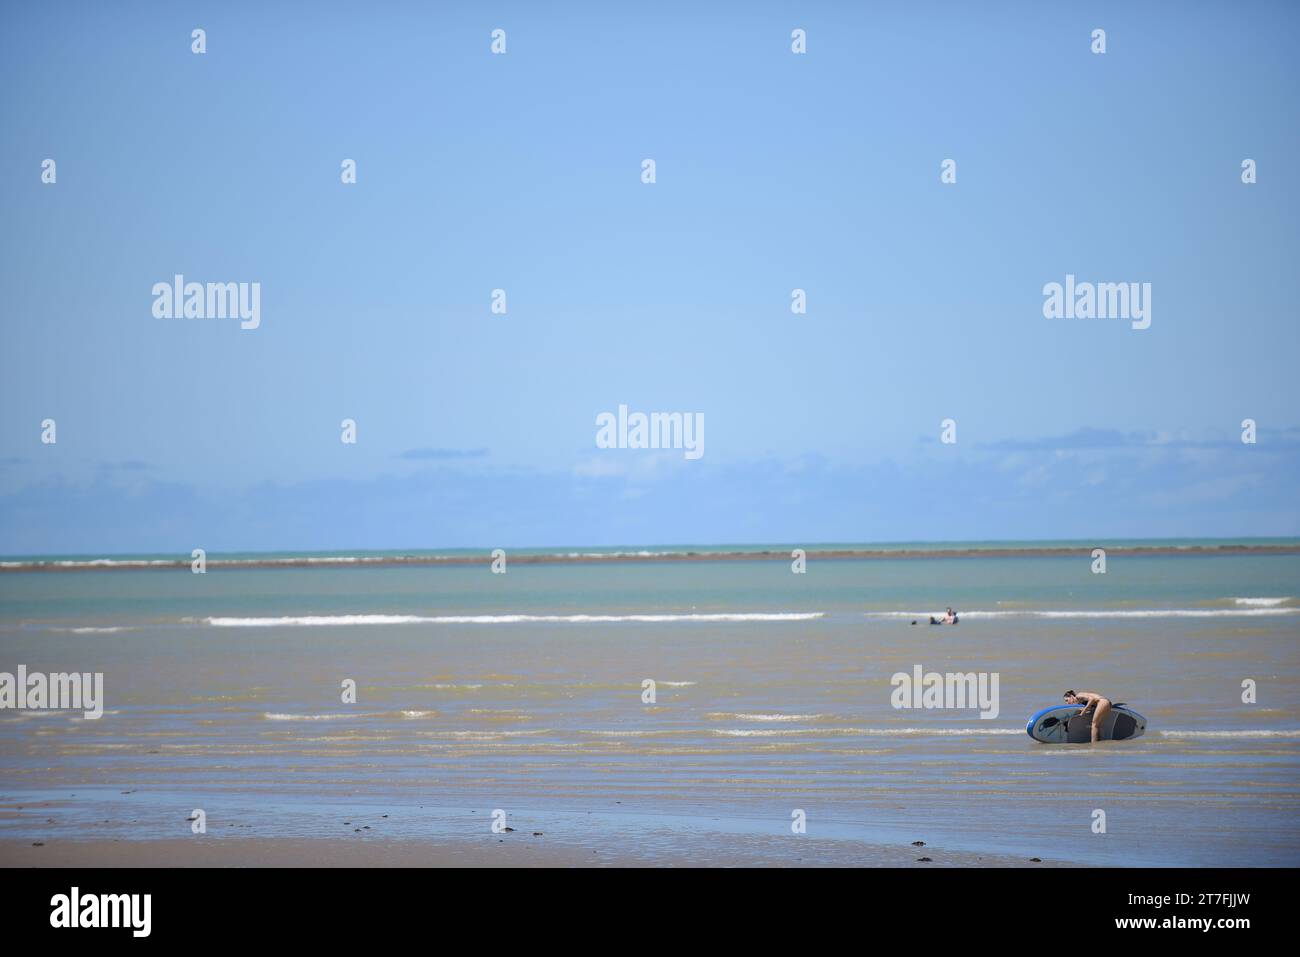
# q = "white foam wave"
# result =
<box><xmin>60</xmin><ymin>559</ymin><xmax>175</xmax><ymax>567</ymax></box>
<box><xmin>564</xmin><ymin>551</ymin><xmax>672</xmax><ymax>558</ymax></box>
<box><xmin>206</xmin><ymin>612</ymin><xmax>824</xmax><ymax>627</ymax></box>
<box><xmin>431</xmin><ymin>729</ymin><xmax>550</xmax><ymax>739</ymax></box>
<box><xmin>706</xmin><ymin>712</ymin><xmax>827</xmax><ymax>722</ymax></box>
<box><xmin>1232</xmin><ymin>597</ymin><xmax>1290</xmax><ymax>607</ymax></box>
<box><xmin>874</xmin><ymin>608</ymin><xmax>1297</xmax><ymax>620</ymax></box>
<box><xmin>1158</xmin><ymin>729</ymin><xmax>1300</xmax><ymax>738</ymax></box>
<box><xmin>45</xmin><ymin>626</ymin><xmax>129</xmax><ymax>634</ymax></box>
<box><xmin>2</xmin><ymin>557</ymin><xmax>398</xmax><ymax>569</ymax></box>
<box><xmin>714</xmin><ymin>726</ymin><xmax>1024</xmax><ymax>737</ymax></box>
<box><xmin>0</xmin><ymin>559</ymin><xmax>178</xmax><ymax>569</ymax></box>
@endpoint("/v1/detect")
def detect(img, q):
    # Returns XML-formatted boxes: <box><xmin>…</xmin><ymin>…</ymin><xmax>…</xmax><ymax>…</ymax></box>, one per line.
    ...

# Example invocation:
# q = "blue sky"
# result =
<box><xmin>1</xmin><ymin>0</ymin><xmax>1297</xmax><ymax>553</ymax></box>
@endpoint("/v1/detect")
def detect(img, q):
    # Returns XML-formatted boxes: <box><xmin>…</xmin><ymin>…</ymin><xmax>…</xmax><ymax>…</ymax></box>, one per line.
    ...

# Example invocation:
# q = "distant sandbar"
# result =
<box><xmin>3</xmin><ymin>543</ymin><xmax>1297</xmax><ymax>572</ymax></box>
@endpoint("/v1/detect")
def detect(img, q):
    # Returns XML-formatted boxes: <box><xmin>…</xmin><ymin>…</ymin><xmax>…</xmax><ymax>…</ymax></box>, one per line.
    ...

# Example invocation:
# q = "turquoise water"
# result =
<box><xmin>2</xmin><ymin>550</ymin><xmax>1298</xmax><ymax>623</ymax></box>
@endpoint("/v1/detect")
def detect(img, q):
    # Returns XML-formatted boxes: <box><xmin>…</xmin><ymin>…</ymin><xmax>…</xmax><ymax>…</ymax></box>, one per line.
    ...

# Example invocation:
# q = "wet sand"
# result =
<box><xmin>1</xmin><ymin>834</ymin><xmax>1060</xmax><ymax>868</ymax></box>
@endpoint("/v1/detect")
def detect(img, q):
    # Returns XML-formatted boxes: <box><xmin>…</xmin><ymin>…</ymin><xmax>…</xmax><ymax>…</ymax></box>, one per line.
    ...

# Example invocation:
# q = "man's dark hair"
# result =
<box><xmin>1063</xmin><ymin>690</ymin><xmax>1076</xmax><ymax>698</ymax></box>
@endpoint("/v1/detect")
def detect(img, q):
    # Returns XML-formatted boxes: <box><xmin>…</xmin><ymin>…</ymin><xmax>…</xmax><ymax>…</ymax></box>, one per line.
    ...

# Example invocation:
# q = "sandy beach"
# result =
<box><xmin>1</xmin><ymin>832</ymin><xmax>1062</xmax><ymax>868</ymax></box>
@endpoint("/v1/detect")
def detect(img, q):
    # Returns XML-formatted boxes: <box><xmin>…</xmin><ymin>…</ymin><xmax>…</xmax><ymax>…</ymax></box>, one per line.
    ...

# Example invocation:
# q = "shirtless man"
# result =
<box><xmin>1063</xmin><ymin>690</ymin><xmax>1112</xmax><ymax>744</ymax></box>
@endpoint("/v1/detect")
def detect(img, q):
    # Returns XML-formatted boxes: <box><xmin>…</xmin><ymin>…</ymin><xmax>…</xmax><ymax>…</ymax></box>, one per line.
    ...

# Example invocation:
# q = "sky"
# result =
<box><xmin>1</xmin><ymin>0</ymin><xmax>1297</xmax><ymax>554</ymax></box>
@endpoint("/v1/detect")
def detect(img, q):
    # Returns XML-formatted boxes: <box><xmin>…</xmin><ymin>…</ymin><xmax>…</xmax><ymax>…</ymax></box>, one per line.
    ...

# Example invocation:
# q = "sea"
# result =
<box><xmin>1</xmin><ymin>539</ymin><xmax>1297</xmax><ymax>866</ymax></box>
